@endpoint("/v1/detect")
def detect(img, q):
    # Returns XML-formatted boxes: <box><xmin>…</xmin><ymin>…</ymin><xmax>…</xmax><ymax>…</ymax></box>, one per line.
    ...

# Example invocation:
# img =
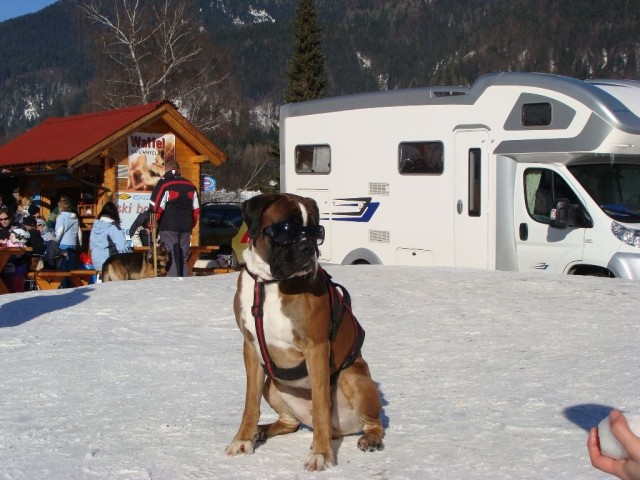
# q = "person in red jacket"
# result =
<box><xmin>149</xmin><ymin>160</ymin><xmax>200</xmax><ymax>277</ymax></box>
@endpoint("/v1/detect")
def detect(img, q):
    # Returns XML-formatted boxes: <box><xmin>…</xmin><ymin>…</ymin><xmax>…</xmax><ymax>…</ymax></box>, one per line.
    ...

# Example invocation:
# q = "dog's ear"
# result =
<box><xmin>243</xmin><ymin>194</ymin><xmax>277</xmax><ymax>239</ymax></box>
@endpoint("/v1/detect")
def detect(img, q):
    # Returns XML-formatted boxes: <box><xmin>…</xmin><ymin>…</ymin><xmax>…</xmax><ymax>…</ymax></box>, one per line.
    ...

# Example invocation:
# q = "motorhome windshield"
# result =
<box><xmin>568</xmin><ymin>162</ymin><xmax>640</xmax><ymax>223</ymax></box>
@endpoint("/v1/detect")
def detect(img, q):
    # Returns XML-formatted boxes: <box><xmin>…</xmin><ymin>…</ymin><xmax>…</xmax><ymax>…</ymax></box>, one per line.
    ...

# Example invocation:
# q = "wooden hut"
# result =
<box><xmin>0</xmin><ymin>101</ymin><xmax>226</xmax><ymax>250</ymax></box>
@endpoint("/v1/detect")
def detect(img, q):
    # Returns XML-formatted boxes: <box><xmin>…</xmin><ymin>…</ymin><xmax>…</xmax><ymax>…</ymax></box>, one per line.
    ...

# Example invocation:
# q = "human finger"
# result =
<box><xmin>589</xmin><ymin>427</ymin><xmax>619</xmax><ymax>474</ymax></box>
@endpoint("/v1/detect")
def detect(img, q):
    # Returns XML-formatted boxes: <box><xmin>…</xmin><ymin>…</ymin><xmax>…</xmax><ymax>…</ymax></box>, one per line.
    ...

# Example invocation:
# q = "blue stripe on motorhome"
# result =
<box><xmin>321</xmin><ymin>202</ymin><xmax>380</xmax><ymax>222</ymax></box>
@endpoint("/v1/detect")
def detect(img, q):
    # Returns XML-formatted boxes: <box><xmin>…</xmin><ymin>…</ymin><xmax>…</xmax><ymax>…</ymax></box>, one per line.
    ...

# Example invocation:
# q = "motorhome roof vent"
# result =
<box><xmin>369</xmin><ymin>229</ymin><xmax>390</xmax><ymax>243</ymax></box>
<box><xmin>369</xmin><ymin>182</ymin><xmax>390</xmax><ymax>195</ymax></box>
<box><xmin>430</xmin><ymin>88</ymin><xmax>468</xmax><ymax>98</ymax></box>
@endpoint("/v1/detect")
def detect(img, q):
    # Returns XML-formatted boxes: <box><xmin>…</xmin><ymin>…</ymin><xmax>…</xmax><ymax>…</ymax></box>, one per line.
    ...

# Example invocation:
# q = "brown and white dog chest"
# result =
<box><xmin>237</xmin><ymin>270</ymin><xmax>306</xmax><ymax>378</ymax></box>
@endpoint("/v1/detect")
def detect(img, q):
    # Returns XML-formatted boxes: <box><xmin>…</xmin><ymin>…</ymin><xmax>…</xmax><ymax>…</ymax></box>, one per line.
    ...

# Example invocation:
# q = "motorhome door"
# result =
<box><xmin>454</xmin><ymin>130</ymin><xmax>490</xmax><ymax>269</ymax></box>
<box><xmin>514</xmin><ymin>165</ymin><xmax>585</xmax><ymax>274</ymax></box>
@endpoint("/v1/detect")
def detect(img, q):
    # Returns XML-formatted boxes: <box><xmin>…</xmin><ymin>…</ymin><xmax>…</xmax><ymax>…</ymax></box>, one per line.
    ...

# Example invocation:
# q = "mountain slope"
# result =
<box><xmin>1</xmin><ymin>0</ymin><xmax>639</xmax><ymax>148</ymax></box>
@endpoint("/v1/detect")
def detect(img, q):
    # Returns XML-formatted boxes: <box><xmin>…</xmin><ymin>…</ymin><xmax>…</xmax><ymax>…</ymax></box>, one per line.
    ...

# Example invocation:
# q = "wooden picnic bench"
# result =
<box><xmin>187</xmin><ymin>245</ymin><xmax>223</xmax><ymax>276</ymax></box>
<box><xmin>133</xmin><ymin>245</ymin><xmax>225</xmax><ymax>276</ymax></box>
<box><xmin>26</xmin><ymin>271</ymin><xmax>69</xmax><ymax>290</ymax></box>
<box><xmin>191</xmin><ymin>266</ymin><xmax>236</xmax><ymax>276</ymax></box>
<box><xmin>26</xmin><ymin>269</ymin><xmax>98</xmax><ymax>290</ymax></box>
<box><xmin>69</xmin><ymin>269</ymin><xmax>98</xmax><ymax>287</ymax></box>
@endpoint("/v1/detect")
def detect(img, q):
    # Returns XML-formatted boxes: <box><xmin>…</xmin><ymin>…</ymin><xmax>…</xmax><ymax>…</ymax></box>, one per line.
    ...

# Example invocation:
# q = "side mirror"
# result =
<box><xmin>550</xmin><ymin>198</ymin><xmax>570</xmax><ymax>228</ymax></box>
<box><xmin>550</xmin><ymin>198</ymin><xmax>594</xmax><ymax>229</ymax></box>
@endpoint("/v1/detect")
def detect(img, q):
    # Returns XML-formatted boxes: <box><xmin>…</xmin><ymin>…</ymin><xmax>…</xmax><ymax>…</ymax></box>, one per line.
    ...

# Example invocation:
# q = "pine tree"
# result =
<box><xmin>284</xmin><ymin>0</ymin><xmax>328</xmax><ymax>103</ymax></box>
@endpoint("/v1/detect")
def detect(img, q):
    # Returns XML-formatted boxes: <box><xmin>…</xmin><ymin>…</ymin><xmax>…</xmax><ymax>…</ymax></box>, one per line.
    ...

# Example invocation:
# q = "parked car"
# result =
<box><xmin>198</xmin><ymin>203</ymin><xmax>248</xmax><ymax>268</ymax></box>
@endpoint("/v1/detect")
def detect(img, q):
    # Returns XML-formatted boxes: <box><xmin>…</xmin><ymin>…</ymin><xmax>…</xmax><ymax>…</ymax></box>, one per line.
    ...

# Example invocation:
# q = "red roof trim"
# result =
<box><xmin>0</xmin><ymin>101</ymin><xmax>168</xmax><ymax>168</ymax></box>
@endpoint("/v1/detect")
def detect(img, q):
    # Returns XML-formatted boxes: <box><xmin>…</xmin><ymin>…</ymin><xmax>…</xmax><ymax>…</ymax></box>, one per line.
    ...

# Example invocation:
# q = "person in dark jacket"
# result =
<box><xmin>0</xmin><ymin>204</ymin><xmax>17</xmax><ymax>240</ymax></box>
<box><xmin>148</xmin><ymin>160</ymin><xmax>199</xmax><ymax>277</ymax></box>
<box><xmin>129</xmin><ymin>209</ymin><xmax>151</xmax><ymax>247</ymax></box>
<box><xmin>22</xmin><ymin>215</ymin><xmax>46</xmax><ymax>255</ymax></box>
<box><xmin>21</xmin><ymin>215</ymin><xmax>46</xmax><ymax>281</ymax></box>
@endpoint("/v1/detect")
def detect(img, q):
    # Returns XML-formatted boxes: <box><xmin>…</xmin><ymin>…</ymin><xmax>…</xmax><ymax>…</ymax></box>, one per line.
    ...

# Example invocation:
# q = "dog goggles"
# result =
<box><xmin>262</xmin><ymin>222</ymin><xmax>325</xmax><ymax>247</ymax></box>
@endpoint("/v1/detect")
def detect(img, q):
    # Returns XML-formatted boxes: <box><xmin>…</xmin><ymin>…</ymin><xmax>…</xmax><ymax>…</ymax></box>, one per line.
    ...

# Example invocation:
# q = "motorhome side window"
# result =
<box><xmin>295</xmin><ymin>145</ymin><xmax>331</xmax><ymax>174</ymax></box>
<box><xmin>468</xmin><ymin>148</ymin><xmax>481</xmax><ymax>217</ymax></box>
<box><xmin>398</xmin><ymin>142</ymin><xmax>444</xmax><ymax>174</ymax></box>
<box><xmin>522</xmin><ymin>103</ymin><xmax>552</xmax><ymax>126</ymax></box>
<box><xmin>524</xmin><ymin>168</ymin><xmax>582</xmax><ymax>223</ymax></box>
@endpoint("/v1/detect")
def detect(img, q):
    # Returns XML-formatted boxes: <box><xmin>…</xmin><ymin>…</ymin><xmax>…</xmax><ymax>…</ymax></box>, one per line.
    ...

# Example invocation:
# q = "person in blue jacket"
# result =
<box><xmin>89</xmin><ymin>202</ymin><xmax>129</xmax><ymax>272</ymax></box>
<box><xmin>55</xmin><ymin>196</ymin><xmax>82</xmax><ymax>271</ymax></box>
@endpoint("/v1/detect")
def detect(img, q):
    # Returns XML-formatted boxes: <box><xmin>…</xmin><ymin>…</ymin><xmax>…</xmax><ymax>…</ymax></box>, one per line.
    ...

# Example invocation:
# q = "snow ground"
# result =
<box><xmin>1</xmin><ymin>266</ymin><xmax>638</xmax><ymax>479</ymax></box>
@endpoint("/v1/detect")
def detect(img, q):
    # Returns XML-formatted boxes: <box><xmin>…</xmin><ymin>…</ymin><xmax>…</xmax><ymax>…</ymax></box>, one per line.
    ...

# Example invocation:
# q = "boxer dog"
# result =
<box><xmin>225</xmin><ymin>193</ymin><xmax>384</xmax><ymax>471</ymax></box>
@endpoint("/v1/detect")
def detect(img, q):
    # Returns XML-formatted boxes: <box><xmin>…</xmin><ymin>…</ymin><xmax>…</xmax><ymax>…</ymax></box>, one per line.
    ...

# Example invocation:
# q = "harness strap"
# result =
<box><xmin>248</xmin><ymin>267</ymin><xmax>365</xmax><ymax>383</ymax></box>
<box><xmin>323</xmin><ymin>268</ymin><xmax>366</xmax><ymax>382</ymax></box>
<box><xmin>251</xmin><ymin>278</ymin><xmax>308</xmax><ymax>381</ymax></box>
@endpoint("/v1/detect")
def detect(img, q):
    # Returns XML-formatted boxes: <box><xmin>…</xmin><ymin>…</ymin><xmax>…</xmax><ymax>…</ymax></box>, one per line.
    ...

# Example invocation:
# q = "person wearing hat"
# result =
<box><xmin>23</xmin><ymin>216</ymin><xmax>45</xmax><ymax>256</ymax></box>
<box><xmin>20</xmin><ymin>216</ymin><xmax>46</xmax><ymax>282</ymax></box>
<box><xmin>36</xmin><ymin>217</ymin><xmax>55</xmax><ymax>242</ymax></box>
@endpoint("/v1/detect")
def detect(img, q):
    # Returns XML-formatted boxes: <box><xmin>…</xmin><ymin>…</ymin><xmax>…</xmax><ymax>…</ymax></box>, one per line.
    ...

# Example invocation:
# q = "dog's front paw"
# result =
<box><xmin>304</xmin><ymin>452</ymin><xmax>334</xmax><ymax>471</ymax></box>
<box><xmin>225</xmin><ymin>440</ymin><xmax>255</xmax><ymax>456</ymax></box>
<box><xmin>357</xmin><ymin>433</ymin><xmax>385</xmax><ymax>452</ymax></box>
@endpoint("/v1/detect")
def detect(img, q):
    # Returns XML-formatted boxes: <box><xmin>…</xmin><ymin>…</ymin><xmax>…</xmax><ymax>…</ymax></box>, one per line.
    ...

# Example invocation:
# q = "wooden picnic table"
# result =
<box><xmin>0</xmin><ymin>246</ymin><xmax>32</xmax><ymax>294</ymax></box>
<box><xmin>25</xmin><ymin>269</ymin><xmax>98</xmax><ymax>290</ymax></box>
<box><xmin>187</xmin><ymin>245</ymin><xmax>220</xmax><ymax>276</ymax></box>
<box><xmin>133</xmin><ymin>245</ymin><xmax>221</xmax><ymax>276</ymax></box>
<box><xmin>69</xmin><ymin>270</ymin><xmax>98</xmax><ymax>287</ymax></box>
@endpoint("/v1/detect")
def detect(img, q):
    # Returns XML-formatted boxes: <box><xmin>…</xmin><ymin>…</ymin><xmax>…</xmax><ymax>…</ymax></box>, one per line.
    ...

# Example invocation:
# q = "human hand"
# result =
<box><xmin>588</xmin><ymin>410</ymin><xmax>640</xmax><ymax>480</ymax></box>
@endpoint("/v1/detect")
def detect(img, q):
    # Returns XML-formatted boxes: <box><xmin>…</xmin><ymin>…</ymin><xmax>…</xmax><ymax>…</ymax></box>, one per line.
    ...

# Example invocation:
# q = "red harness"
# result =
<box><xmin>248</xmin><ymin>267</ymin><xmax>365</xmax><ymax>382</ymax></box>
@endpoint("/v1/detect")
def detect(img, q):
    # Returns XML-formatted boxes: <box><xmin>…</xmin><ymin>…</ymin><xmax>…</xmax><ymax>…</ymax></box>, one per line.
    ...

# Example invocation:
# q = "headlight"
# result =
<box><xmin>611</xmin><ymin>221</ymin><xmax>640</xmax><ymax>248</ymax></box>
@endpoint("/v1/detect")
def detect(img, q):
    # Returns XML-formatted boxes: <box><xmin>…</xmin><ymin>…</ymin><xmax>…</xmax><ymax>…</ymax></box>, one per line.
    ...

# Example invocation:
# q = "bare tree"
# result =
<box><xmin>80</xmin><ymin>0</ymin><xmax>230</xmax><ymax>133</ymax></box>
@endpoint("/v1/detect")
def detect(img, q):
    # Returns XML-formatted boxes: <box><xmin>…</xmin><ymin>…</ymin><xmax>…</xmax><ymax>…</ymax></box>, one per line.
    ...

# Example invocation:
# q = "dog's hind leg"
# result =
<box><xmin>337</xmin><ymin>358</ymin><xmax>385</xmax><ymax>452</ymax></box>
<box><xmin>257</xmin><ymin>378</ymin><xmax>301</xmax><ymax>441</ymax></box>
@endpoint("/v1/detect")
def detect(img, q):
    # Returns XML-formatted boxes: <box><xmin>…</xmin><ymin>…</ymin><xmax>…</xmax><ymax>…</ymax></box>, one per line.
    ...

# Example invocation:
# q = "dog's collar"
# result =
<box><xmin>244</xmin><ymin>267</ymin><xmax>278</xmax><ymax>284</ymax></box>
<box><xmin>244</xmin><ymin>262</ymin><xmax>318</xmax><ymax>284</ymax></box>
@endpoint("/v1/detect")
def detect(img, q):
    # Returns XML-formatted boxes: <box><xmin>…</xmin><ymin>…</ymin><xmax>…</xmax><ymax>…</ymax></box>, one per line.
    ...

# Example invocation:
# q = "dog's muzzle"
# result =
<box><xmin>296</xmin><ymin>240</ymin><xmax>317</xmax><ymax>257</ymax></box>
<box><xmin>266</xmin><ymin>234</ymin><xmax>320</xmax><ymax>281</ymax></box>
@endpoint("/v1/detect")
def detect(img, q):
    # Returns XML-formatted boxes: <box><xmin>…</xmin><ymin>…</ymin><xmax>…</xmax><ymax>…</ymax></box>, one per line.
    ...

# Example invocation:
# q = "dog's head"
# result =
<box><xmin>242</xmin><ymin>193</ymin><xmax>324</xmax><ymax>281</ymax></box>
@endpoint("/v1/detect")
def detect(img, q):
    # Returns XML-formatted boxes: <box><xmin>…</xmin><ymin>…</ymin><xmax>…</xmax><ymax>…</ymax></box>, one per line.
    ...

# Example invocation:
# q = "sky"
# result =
<box><xmin>0</xmin><ymin>0</ymin><xmax>58</xmax><ymax>23</ymax></box>
<box><xmin>1</xmin><ymin>265</ymin><xmax>639</xmax><ymax>479</ymax></box>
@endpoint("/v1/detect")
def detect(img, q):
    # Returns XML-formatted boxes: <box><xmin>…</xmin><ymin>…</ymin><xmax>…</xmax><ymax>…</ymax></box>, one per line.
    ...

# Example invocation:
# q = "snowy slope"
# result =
<box><xmin>1</xmin><ymin>266</ymin><xmax>639</xmax><ymax>479</ymax></box>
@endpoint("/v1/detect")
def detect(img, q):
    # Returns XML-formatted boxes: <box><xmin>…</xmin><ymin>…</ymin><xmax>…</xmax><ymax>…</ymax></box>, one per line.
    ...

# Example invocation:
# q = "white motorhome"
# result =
<box><xmin>279</xmin><ymin>72</ymin><xmax>640</xmax><ymax>279</ymax></box>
